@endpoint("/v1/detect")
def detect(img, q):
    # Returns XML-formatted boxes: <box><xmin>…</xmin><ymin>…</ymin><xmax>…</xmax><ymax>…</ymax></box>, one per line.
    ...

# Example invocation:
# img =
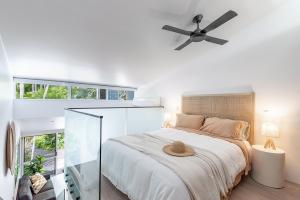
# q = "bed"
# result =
<box><xmin>101</xmin><ymin>93</ymin><xmax>255</xmax><ymax>200</ymax></box>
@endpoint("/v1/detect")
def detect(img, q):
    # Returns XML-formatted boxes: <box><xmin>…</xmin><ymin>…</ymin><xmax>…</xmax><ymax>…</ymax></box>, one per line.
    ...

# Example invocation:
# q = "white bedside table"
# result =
<box><xmin>251</xmin><ymin>144</ymin><xmax>285</xmax><ymax>188</ymax></box>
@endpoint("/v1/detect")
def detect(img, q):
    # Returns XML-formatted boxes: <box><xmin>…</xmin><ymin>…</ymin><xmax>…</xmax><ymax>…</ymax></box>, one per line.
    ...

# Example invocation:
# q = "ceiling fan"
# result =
<box><xmin>162</xmin><ymin>10</ymin><xmax>238</xmax><ymax>50</ymax></box>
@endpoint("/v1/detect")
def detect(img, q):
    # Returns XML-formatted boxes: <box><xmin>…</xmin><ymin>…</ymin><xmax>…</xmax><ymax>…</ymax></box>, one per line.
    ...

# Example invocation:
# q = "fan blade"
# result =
<box><xmin>175</xmin><ymin>39</ymin><xmax>192</xmax><ymax>50</ymax></box>
<box><xmin>205</xmin><ymin>36</ymin><xmax>228</xmax><ymax>45</ymax></box>
<box><xmin>162</xmin><ymin>25</ymin><xmax>191</xmax><ymax>36</ymax></box>
<box><xmin>202</xmin><ymin>10</ymin><xmax>237</xmax><ymax>33</ymax></box>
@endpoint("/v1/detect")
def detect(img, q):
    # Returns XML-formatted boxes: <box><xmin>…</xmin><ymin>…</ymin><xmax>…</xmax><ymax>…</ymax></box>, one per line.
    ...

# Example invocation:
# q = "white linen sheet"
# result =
<box><xmin>102</xmin><ymin>128</ymin><xmax>247</xmax><ymax>200</ymax></box>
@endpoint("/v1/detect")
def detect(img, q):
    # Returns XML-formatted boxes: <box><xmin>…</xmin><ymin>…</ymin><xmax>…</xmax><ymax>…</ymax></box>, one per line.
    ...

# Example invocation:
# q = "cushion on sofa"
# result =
<box><xmin>38</xmin><ymin>180</ymin><xmax>54</xmax><ymax>193</ymax></box>
<box><xmin>33</xmin><ymin>189</ymin><xmax>56</xmax><ymax>200</ymax></box>
<box><xmin>30</xmin><ymin>173</ymin><xmax>47</xmax><ymax>194</ymax></box>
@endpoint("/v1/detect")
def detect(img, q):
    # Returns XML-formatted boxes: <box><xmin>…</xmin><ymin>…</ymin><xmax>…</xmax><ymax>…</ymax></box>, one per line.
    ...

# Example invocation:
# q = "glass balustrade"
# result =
<box><xmin>64</xmin><ymin>106</ymin><xmax>163</xmax><ymax>200</ymax></box>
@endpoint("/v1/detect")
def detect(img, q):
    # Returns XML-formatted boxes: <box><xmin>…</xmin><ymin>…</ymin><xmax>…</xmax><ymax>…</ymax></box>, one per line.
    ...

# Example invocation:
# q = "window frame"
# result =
<box><xmin>14</xmin><ymin>77</ymin><xmax>136</xmax><ymax>101</ymax></box>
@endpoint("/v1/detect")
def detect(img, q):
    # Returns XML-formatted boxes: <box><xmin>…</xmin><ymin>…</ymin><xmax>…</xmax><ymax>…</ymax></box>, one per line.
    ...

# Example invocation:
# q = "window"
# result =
<box><xmin>119</xmin><ymin>90</ymin><xmax>127</xmax><ymax>100</ymax></box>
<box><xmin>99</xmin><ymin>89</ymin><xmax>106</xmax><ymax>100</ymax></box>
<box><xmin>127</xmin><ymin>90</ymin><xmax>135</xmax><ymax>100</ymax></box>
<box><xmin>16</xmin><ymin>83</ymin><xmax>68</xmax><ymax>99</ymax></box>
<box><xmin>56</xmin><ymin>133</ymin><xmax>64</xmax><ymax>173</ymax></box>
<box><xmin>71</xmin><ymin>87</ymin><xmax>97</xmax><ymax>99</ymax></box>
<box><xmin>23</xmin><ymin>133</ymin><xmax>64</xmax><ymax>176</ymax></box>
<box><xmin>14</xmin><ymin>78</ymin><xmax>136</xmax><ymax>100</ymax></box>
<box><xmin>15</xmin><ymin>142</ymin><xmax>20</xmax><ymax>183</ymax></box>
<box><xmin>108</xmin><ymin>89</ymin><xmax>119</xmax><ymax>100</ymax></box>
<box><xmin>108</xmin><ymin>89</ymin><xmax>135</xmax><ymax>100</ymax></box>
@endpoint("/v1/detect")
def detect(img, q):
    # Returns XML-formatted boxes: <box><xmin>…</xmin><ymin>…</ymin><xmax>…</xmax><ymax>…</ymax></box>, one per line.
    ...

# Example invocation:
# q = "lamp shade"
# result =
<box><xmin>262</xmin><ymin>122</ymin><xmax>279</xmax><ymax>138</ymax></box>
<box><xmin>164</xmin><ymin>113</ymin><xmax>171</xmax><ymax>121</ymax></box>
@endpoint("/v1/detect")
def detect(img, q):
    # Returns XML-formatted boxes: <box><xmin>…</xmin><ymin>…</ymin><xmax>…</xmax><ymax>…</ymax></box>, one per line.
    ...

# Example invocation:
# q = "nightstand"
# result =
<box><xmin>251</xmin><ymin>144</ymin><xmax>285</xmax><ymax>188</ymax></box>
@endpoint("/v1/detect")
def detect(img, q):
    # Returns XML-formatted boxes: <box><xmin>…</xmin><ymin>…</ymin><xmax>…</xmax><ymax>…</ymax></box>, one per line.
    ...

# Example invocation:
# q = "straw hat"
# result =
<box><xmin>163</xmin><ymin>141</ymin><xmax>195</xmax><ymax>157</ymax></box>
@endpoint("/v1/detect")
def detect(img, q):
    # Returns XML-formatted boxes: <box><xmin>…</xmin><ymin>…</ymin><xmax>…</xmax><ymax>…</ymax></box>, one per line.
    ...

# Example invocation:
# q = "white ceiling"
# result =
<box><xmin>0</xmin><ymin>0</ymin><xmax>286</xmax><ymax>87</ymax></box>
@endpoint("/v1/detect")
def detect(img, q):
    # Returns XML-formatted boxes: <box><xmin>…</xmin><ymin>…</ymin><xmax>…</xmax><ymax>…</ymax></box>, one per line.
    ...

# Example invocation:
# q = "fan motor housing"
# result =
<box><xmin>190</xmin><ymin>32</ymin><xmax>206</xmax><ymax>42</ymax></box>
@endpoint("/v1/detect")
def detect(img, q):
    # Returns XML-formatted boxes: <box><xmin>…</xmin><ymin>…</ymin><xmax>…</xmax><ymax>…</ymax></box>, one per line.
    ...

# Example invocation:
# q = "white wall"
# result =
<box><xmin>13</xmin><ymin>100</ymin><xmax>134</xmax><ymax>119</ymax></box>
<box><xmin>137</xmin><ymin>3</ymin><xmax>300</xmax><ymax>184</ymax></box>
<box><xmin>0</xmin><ymin>37</ymin><xmax>14</xmax><ymax>199</ymax></box>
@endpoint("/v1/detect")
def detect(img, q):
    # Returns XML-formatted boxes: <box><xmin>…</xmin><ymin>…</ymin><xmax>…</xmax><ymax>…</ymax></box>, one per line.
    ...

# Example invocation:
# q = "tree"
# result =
<box><xmin>35</xmin><ymin>133</ymin><xmax>64</xmax><ymax>151</ymax></box>
<box><xmin>46</xmin><ymin>86</ymin><xmax>68</xmax><ymax>99</ymax></box>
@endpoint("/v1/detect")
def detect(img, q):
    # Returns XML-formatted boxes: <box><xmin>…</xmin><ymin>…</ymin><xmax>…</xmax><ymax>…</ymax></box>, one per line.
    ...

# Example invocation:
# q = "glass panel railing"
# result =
<box><xmin>64</xmin><ymin>106</ymin><xmax>163</xmax><ymax>200</ymax></box>
<box><xmin>127</xmin><ymin>107</ymin><xmax>163</xmax><ymax>134</ymax></box>
<box><xmin>65</xmin><ymin>110</ymin><xmax>101</xmax><ymax>200</ymax></box>
<box><xmin>78</xmin><ymin>108</ymin><xmax>127</xmax><ymax>143</ymax></box>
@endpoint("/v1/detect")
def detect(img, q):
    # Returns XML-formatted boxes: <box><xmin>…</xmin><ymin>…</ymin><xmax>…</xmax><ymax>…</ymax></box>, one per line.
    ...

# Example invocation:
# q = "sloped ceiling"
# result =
<box><xmin>0</xmin><ymin>0</ymin><xmax>286</xmax><ymax>87</ymax></box>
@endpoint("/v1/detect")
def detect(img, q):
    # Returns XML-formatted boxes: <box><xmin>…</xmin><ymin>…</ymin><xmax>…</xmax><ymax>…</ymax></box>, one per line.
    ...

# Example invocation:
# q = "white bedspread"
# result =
<box><xmin>101</xmin><ymin>128</ymin><xmax>246</xmax><ymax>200</ymax></box>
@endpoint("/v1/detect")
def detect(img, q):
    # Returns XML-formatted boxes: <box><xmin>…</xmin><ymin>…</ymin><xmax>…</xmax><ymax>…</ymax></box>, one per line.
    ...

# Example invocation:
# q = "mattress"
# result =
<box><xmin>101</xmin><ymin>128</ymin><xmax>248</xmax><ymax>200</ymax></box>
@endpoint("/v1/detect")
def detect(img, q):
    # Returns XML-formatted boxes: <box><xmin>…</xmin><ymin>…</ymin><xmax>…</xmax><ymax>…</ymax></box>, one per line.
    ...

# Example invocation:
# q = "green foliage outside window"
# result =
<box><xmin>57</xmin><ymin>133</ymin><xmax>64</xmax><ymax>149</ymax></box>
<box><xmin>24</xmin><ymin>155</ymin><xmax>46</xmax><ymax>176</ymax></box>
<box><xmin>16</xmin><ymin>83</ymin><xmax>68</xmax><ymax>99</ymax></box>
<box><xmin>35</xmin><ymin>135</ymin><xmax>56</xmax><ymax>151</ymax></box>
<box><xmin>118</xmin><ymin>90</ymin><xmax>127</xmax><ymax>100</ymax></box>
<box><xmin>35</xmin><ymin>133</ymin><xmax>64</xmax><ymax>151</ymax></box>
<box><xmin>45</xmin><ymin>86</ymin><xmax>68</xmax><ymax>99</ymax></box>
<box><xmin>71</xmin><ymin>87</ymin><xmax>97</xmax><ymax>99</ymax></box>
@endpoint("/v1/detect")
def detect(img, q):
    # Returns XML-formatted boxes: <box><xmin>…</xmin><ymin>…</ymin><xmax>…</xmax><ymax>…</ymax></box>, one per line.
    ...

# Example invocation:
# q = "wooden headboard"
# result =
<box><xmin>182</xmin><ymin>93</ymin><xmax>255</xmax><ymax>144</ymax></box>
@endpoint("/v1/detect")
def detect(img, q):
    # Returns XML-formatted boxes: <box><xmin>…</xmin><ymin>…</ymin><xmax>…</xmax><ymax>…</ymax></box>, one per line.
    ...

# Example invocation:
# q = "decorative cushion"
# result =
<box><xmin>175</xmin><ymin>113</ymin><xmax>205</xmax><ymax>130</ymax></box>
<box><xmin>200</xmin><ymin>117</ymin><xmax>244</xmax><ymax>140</ymax></box>
<box><xmin>33</xmin><ymin>189</ymin><xmax>56</xmax><ymax>200</ymax></box>
<box><xmin>30</xmin><ymin>173</ymin><xmax>47</xmax><ymax>194</ymax></box>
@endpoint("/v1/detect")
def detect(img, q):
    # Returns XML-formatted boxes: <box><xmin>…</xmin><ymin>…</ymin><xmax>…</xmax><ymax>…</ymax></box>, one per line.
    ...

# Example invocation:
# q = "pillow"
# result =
<box><xmin>175</xmin><ymin>113</ymin><xmax>205</xmax><ymax>130</ymax></box>
<box><xmin>200</xmin><ymin>117</ymin><xmax>245</xmax><ymax>140</ymax></box>
<box><xmin>30</xmin><ymin>173</ymin><xmax>47</xmax><ymax>194</ymax></box>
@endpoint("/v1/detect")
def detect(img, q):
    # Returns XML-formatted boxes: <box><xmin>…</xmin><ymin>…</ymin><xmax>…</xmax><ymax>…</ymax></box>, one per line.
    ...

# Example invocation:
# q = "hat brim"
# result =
<box><xmin>163</xmin><ymin>145</ymin><xmax>195</xmax><ymax>157</ymax></box>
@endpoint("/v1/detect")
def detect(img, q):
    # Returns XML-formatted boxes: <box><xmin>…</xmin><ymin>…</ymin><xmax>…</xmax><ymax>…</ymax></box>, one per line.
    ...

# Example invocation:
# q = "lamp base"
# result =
<box><xmin>264</xmin><ymin>138</ymin><xmax>276</xmax><ymax>150</ymax></box>
<box><xmin>163</xmin><ymin>121</ymin><xmax>172</xmax><ymax>128</ymax></box>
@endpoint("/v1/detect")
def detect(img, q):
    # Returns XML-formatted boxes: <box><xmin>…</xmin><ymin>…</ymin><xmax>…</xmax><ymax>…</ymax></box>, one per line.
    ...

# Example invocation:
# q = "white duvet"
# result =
<box><xmin>101</xmin><ymin>128</ymin><xmax>247</xmax><ymax>200</ymax></box>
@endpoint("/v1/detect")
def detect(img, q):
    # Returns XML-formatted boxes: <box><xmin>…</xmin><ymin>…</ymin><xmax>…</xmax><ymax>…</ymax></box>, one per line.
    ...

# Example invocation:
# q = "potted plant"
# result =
<box><xmin>24</xmin><ymin>155</ymin><xmax>46</xmax><ymax>176</ymax></box>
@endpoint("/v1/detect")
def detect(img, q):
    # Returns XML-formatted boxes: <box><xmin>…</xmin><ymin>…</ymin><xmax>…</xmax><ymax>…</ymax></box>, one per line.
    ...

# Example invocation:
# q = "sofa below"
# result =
<box><xmin>18</xmin><ymin>175</ymin><xmax>56</xmax><ymax>200</ymax></box>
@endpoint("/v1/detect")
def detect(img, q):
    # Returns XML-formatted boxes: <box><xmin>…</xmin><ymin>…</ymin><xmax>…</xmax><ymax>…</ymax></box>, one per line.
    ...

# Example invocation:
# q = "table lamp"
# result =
<box><xmin>163</xmin><ymin>112</ymin><xmax>172</xmax><ymax>128</ymax></box>
<box><xmin>262</xmin><ymin>121</ymin><xmax>279</xmax><ymax>150</ymax></box>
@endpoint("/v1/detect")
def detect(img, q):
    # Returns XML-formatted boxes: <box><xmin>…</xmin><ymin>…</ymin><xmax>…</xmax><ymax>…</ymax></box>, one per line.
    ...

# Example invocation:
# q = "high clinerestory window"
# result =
<box><xmin>71</xmin><ymin>87</ymin><xmax>97</xmax><ymax>99</ymax></box>
<box><xmin>108</xmin><ymin>90</ymin><xmax>135</xmax><ymax>100</ymax></box>
<box><xmin>14</xmin><ymin>78</ymin><xmax>136</xmax><ymax>100</ymax></box>
<box><xmin>16</xmin><ymin>83</ymin><xmax>68</xmax><ymax>99</ymax></box>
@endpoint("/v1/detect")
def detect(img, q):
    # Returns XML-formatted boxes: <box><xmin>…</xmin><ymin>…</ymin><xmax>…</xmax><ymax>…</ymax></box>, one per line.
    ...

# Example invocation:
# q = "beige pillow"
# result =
<box><xmin>175</xmin><ymin>113</ymin><xmax>205</xmax><ymax>130</ymax></box>
<box><xmin>30</xmin><ymin>173</ymin><xmax>47</xmax><ymax>194</ymax></box>
<box><xmin>200</xmin><ymin>117</ymin><xmax>244</xmax><ymax>140</ymax></box>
